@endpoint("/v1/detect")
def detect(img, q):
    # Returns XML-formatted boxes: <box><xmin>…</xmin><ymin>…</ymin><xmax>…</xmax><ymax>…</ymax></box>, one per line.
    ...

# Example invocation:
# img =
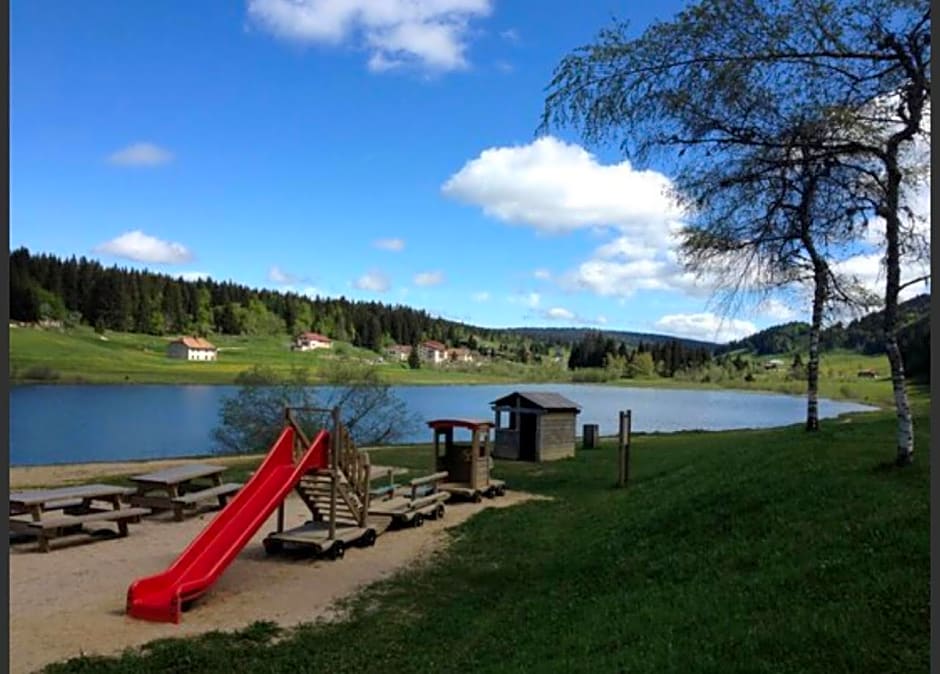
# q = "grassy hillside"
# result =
<box><xmin>7</xmin><ymin>325</ymin><xmax>566</xmax><ymax>385</ymax></box>
<box><xmin>43</xmin><ymin>401</ymin><xmax>930</xmax><ymax>673</ymax></box>
<box><xmin>10</xmin><ymin>326</ymin><xmax>902</xmax><ymax>408</ymax></box>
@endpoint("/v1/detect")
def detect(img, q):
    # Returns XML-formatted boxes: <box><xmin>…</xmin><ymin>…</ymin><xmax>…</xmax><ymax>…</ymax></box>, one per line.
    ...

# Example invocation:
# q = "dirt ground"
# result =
<box><xmin>9</xmin><ymin>488</ymin><xmax>541</xmax><ymax>674</ymax></box>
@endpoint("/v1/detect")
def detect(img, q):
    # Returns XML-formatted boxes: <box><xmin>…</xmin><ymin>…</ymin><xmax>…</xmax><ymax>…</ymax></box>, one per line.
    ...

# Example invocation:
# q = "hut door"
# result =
<box><xmin>519</xmin><ymin>413</ymin><xmax>537</xmax><ymax>461</ymax></box>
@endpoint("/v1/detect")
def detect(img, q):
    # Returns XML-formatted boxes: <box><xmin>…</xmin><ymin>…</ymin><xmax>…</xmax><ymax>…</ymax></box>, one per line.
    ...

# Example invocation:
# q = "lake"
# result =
<box><xmin>10</xmin><ymin>383</ymin><xmax>876</xmax><ymax>466</ymax></box>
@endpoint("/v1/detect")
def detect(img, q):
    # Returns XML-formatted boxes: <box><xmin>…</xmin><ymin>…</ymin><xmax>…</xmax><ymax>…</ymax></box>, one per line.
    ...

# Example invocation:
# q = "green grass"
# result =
<box><xmin>42</xmin><ymin>403</ymin><xmax>930</xmax><ymax>674</ymax></box>
<box><xmin>7</xmin><ymin>326</ymin><xmax>912</xmax><ymax>409</ymax></box>
<box><xmin>8</xmin><ymin>326</ymin><xmax>560</xmax><ymax>386</ymax></box>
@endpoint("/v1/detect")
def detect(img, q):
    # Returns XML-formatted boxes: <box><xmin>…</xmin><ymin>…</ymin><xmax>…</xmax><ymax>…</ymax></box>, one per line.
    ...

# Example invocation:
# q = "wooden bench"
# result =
<box><xmin>408</xmin><ymin>471</ymin><xmax>449</xmax><ymax>500</ymax></box>
<box><xmin>27</xmin><ymin>507</ymin><xmax>151</xmax><ymax>552</ymax></box>
<box><xmin>170</xmin><ymin>482</ymin><xmax>241</xmax><ymax>521</ymax></box>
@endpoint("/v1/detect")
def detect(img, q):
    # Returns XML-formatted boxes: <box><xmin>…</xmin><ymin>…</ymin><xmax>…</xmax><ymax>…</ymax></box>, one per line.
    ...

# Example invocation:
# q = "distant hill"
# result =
<box><xmin>505</xmin><ymin>326</ymin><xmax>719</xmax><ymax>351</ymax></box>
<box><xmin>719</xmin><ymin>321</ymin><xmax>811</xmax><ymax>356</ymax></box>
<box><xmin>720</xmin><ymin>294</ymin><xmax>930</xmax><ymax>357</ymax></box>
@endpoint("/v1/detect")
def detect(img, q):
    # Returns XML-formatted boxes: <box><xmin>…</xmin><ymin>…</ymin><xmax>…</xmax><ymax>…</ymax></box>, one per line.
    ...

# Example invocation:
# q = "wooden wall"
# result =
<box><xmin>493</xmin><ymin>429</ymin><xmax>520</xmax><ymax>460</ymax></box>
<box><xmin>537</xmin><ymin>413</ymin><xmax>576</xmax><ymax>461</ymax></box>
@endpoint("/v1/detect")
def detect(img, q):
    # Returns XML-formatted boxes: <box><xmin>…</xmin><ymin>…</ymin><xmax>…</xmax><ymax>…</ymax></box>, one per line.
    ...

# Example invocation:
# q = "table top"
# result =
<box><xmin>129</xmin><ymin>463</ymin><xmax>226</xmax><ymax>485</ymax></box>
<box><xmin>10</xmin><ymin>484</ymin><xmax>135</xmax><ymax>506</ymax></box>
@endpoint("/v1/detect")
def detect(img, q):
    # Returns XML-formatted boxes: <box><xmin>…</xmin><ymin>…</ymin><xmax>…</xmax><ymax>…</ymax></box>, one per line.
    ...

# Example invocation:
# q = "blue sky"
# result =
<box><xmin>10</xmin><ymin>1</ymin><xmax>928</xmax><ymax>343</ymax></box>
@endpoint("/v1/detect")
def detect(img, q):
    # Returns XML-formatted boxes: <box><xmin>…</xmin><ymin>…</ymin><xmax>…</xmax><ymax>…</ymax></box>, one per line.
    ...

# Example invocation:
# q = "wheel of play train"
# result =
<box><xmin>472</xmin><ymin>492</ymin><xmax>482</xmax><ymax>503</ymax></box>
<box><xmin>329</xmin><ymin>541</ymin><xmax>345</xmax><ymax>560</ymax></box>
<box><xmin>436</xmin><ymin>504</ymin><xmax>445</xmax><ymax>519</ymax></box>
<box><xmin>413</xmin><ymin>513</ymin><xmax>424</xmax><ymax>527</ymax></box>
<box><xmin>360</xmin><ymin>529</ymin><xmax>377</xmax><ymax>547</ymax></box>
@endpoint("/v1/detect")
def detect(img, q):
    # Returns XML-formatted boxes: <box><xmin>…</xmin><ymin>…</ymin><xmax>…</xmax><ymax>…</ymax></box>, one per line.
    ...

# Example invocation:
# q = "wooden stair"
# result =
<box><xmin>294</xmin><ymin>421</ymin><xmax>372</xmax><ymax>529</ymax></box>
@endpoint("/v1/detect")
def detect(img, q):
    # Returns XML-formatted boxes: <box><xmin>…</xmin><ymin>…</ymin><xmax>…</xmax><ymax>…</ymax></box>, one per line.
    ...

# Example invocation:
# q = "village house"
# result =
<box><xmin>385</xmin><ymin>344</ymin><xmax>413</xmax><ymax>362</ymax></box>
<box><xmin>292</xmin><ymin>332</ymin><xmax>332</xmax><ymax>351</ymax></box>
<box><xmin>418</xmin><ymin>340</ymin><xmax>448</xmax><ymax>365</ymax></box>
<box><xmin>167</xmin><ymin>336</ymin><xmax>218</xmax><ymax>362</ymax></box>
<box><xmin>448</xmin><ymin>347</ymin><xmax>474</xmax><ymax>363</ymax></box>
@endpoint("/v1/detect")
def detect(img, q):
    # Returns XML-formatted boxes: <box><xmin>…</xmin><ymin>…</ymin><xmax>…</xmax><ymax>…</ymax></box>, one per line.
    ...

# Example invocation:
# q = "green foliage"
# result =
<box><xmin>407</xmin><ymin>346</ymin><xmax>421</xmax><ymax>369</ymax></box>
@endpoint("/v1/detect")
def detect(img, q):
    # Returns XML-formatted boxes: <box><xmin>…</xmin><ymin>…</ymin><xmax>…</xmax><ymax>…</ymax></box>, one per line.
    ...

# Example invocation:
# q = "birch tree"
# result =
<box><xmin>540</xmin><ymin>0</ymin><xmax>930</xmax><ymax>464</ymax></box>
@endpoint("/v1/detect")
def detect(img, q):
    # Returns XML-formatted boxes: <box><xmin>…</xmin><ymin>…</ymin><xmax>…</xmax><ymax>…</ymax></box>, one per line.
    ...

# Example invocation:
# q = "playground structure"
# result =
<box><xmin>127</xmin><ymin>406</ymin><xmax>387</xmax><ymax>623</ymax></box>
<box><xmin>367</xmin><ymin>469</ymin><xmax>450</xmax><ymax>528</ymax></box>
<box><xmin>263</xmin><ymin>407</ymin><xmax>386</xmax><ymax>558</ymax></box>
<box><xmin>427</xmin><ymin>419</ymin><xmax>506</xmax><ymax>502</ymax></box>
<box><xmin>126</xmin><ymin>410</ymin><xmax>511</xmax><ymax>625</ymax></box>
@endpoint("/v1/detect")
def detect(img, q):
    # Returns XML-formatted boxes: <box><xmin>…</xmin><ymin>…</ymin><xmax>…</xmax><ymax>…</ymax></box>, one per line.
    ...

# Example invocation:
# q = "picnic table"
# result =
<box><xmin>10</xmin><ymin>484</ymin><xmax>149</xmax><ymax>552</ymax></box>
<box><xmin>128</xmin><ymin>463</ymin><xmax>242</xmax><ymax>521</ymax></box>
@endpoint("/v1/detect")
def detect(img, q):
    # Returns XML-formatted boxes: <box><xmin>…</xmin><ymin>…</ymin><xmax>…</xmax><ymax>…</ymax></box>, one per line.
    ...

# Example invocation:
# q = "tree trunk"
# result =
<box><xmin>805</xmin><ymin>264</ymin><xmax>826</xmax><ymax>432</ymax></box>
<box><xmin>883</xmin><ymin>206</ymin><xmax>914</xmax><ymax>465</ymax></box>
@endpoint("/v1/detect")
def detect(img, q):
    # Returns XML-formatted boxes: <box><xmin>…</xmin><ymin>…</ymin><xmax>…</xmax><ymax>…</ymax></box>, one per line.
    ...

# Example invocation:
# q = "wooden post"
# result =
<box><xmin>361</xmin><ymin>452</ymin><xmax>371</xmax><ymax>528</ymax></box>
<box><xmin>329</xmin><ymin>407</ymin><xmax>339</xmax><ymax>539</ymax></box>
<box><xmin>276</xmin><ymin>502</ymin><xmax>285</xmax><ymax>533</ymax></box>
<box><xmin>618</xmin><ymin>410</ymin><xmax>632</xmax><ymax>488</ymax></box>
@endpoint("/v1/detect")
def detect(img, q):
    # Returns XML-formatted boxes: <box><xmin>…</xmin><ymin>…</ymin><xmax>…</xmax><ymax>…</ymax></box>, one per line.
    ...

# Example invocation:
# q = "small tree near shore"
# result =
<box><xmin>213</xmin><ymin>362</ymin><xmax>417</xmax><ymax>454</ymax></box>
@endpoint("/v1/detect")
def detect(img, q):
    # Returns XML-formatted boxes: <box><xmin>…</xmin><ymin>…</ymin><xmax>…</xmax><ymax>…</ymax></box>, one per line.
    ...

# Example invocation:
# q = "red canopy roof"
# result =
<box><xmin>426</xmin><ymin>418</ymin><xmax>494</xmax><ymax>431</ymax></box>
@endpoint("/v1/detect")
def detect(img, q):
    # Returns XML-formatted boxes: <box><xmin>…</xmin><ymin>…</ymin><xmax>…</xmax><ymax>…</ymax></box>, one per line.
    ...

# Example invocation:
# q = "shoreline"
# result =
<box><xmin>9</xmin><ymin>406</ymin><xmax>884</xmax><ymax>486</ymax></box>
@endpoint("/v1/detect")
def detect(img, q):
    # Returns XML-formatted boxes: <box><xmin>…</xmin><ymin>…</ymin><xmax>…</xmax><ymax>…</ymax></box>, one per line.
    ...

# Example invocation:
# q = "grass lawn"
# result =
<box><xmin>42</xmin><ymin>400</ymin><xmax>930</xmax><ymax>673</ymax></box>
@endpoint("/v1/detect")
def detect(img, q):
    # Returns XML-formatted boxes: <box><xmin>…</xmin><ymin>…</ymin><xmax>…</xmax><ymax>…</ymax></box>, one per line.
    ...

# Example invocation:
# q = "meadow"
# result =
<box><xmin>40</xmin><ymin>397</ymin><xmax>930</xmax><ymax>673</ymax></box>
<box><xmin>9</xmin><ymin>326</ymin><xmax>898</xmax><ymax>409</ymax></box>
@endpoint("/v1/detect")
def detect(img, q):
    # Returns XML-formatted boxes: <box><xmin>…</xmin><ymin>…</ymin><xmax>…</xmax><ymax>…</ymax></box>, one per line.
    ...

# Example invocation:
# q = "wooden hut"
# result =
<box><xmin>491</xmin><ymin>391</ymin><xmax>581</xmax><ymax>462</ymax></box>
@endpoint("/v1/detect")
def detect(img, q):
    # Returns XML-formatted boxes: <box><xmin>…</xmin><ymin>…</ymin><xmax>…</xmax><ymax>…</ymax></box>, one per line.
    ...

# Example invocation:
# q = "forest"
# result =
<box><xmin>8</xmin><ymin>248</ymin><xmax>558</xmax><ymax>355</ymax></box>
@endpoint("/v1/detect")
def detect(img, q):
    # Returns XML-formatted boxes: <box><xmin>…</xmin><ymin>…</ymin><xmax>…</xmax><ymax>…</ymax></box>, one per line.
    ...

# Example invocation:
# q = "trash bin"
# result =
<box><xmin>583</xmin><ymin>423</ymin><xmax>599</xmax><ymax>449</ymax></box>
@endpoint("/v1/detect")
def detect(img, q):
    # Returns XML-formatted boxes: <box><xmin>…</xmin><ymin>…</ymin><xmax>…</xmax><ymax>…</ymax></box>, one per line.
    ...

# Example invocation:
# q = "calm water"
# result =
<box><xmin>10</xmin><ymin>383</ymin><xmax>876</xmax><ymax>466</ymax></box>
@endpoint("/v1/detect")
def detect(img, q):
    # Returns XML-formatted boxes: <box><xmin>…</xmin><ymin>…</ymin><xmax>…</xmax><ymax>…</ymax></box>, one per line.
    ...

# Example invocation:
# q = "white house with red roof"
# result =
<box><xmin>418</xmin><ymin>340</ymin><xmax>448</xmax><ymax>364</ymax></box>
<box><xmin>293</xmin><ymin>332</ymin><xmax>333</xmax><ymax>351</ymax></box>
<box><xmin>167</xmin><ymin>336</ymin><xmax>218</xmax><ymax>361</ymax></box>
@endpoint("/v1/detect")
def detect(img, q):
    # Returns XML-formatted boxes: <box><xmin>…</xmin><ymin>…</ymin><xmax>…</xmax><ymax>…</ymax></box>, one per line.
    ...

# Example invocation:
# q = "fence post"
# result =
<box><xmin>618</xmin><ymin>410</ymin><xmax>632</xmax><ymax>488</ymax></box>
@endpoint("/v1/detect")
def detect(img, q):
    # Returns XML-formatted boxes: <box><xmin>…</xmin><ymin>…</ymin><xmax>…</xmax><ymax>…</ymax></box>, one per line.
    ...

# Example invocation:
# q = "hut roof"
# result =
<box><xmin>427</xmin><ymin>418</ymin><xmax>494</xmax><ymax>431</ymax></box>
<box><xmin>490</xmin><ymin>391</ymin><xmax>581</xmax><ymax>411</ymax></box>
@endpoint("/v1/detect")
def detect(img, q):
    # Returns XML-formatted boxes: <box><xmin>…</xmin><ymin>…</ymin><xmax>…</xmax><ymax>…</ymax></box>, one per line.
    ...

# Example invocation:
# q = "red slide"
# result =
<box><xmin>126</xmin><ymin>426</ymin><xmax>329</xmax><ymax>623</ymax></box>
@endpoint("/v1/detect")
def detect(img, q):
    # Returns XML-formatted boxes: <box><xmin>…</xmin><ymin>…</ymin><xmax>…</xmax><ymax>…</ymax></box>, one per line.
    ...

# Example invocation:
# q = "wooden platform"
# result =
<box><xmin>368</xmin><ymin>492</ymin><xmax>448</xmax><ymax>527</ymax></box>
<box><xmin>438</xmin><ymin>479</ymin><xmax>507</xmax><ymax>502</ymax></box>
<box><xmin>263</xmin><ymin>517</ymin><xmax>390</xmax><ymax>559</ymax></box>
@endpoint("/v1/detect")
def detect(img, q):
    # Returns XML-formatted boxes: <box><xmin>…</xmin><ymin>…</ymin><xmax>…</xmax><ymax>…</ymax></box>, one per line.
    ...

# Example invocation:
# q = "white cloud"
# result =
<box><xmin>832</xmin><ymin>253</ymin><xmax>930</xmax><ymax>303</ymax></box>
<box><xmin>247</xmin><ymin>0</ymin><xmax>492</xmax><ymax>72</ymax></box>
<box><xmin>499</xmin><ymin>28</ymin><xmax>519</xmax><ymax>41</ymax></box>
<box><xmin>471</xmin><ymin>291</ymin><xmax>490</xmax><ymax>302</ymax></box>
<box><xmin>354</xmin><ymin>270</ymin><xmax>391</xmax><ymax>292</ymax></box>
<box><xmin>442</xmin><ymin>136</ymin><xmax>682</xmax><ymax>237</ymax></box>
<box><xmin>508</xmin><ymin>292</ymin><xmax>540</xmax><ymax>308</ymax></box>
<box><xmin>107</xmin><ymin>142</ymin><xmax>174</xmax><ymax>166</ymax></box>
<box><xmin>180</xmin><ymin>271</ymin><xmax>210</xmax><ymax>282</ymax></box>
<box><xmin>544</xmin><ymin>307</ymin><xmax>575</xmax><ymax>320</ymax></box>
<box><xmin>756</xmin><ymin>298</ymin><xmax>799</xmax><ymax>322</ymax></box>
<box><xmin>444</xmin><ymin>136</ymin><xmax>694</xmax><ymax>299</ymax></box>
<box><xmin>374</xmin><ymin>237</ymin><xmax>406</xmax><ymax>252</ymax></box>
<box><xmin>596</xmin><ymin>315</ymin><xmax>608</xmax><ymax>325</ymax></box>
<box><xmin>268</xmin><ymin>265</ymin><xmax>299</xmax><ymax>285</ymax></box>
<box><xmin>495</xmin><ymin>60</ymin><xmax>514</xmax><ymax>73</ymax></box>
<box><xmin>94</xmin><ymin>230</ymin><xmax>192</xmax><ymax>264</ymax></box>
<box><xmin>654</xmin><ymin>312</ymin><xmax>757</xmax><ymax>343</ymax></box>
<box><xmin>414</xmin><ymin>270</ymin><xmax>445</xmax><ymax>287</ymax></box>
<box><xmin>533</xmin><ymin>268</ymin><xmax>551</xmax><ymax>280</ymax></box>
